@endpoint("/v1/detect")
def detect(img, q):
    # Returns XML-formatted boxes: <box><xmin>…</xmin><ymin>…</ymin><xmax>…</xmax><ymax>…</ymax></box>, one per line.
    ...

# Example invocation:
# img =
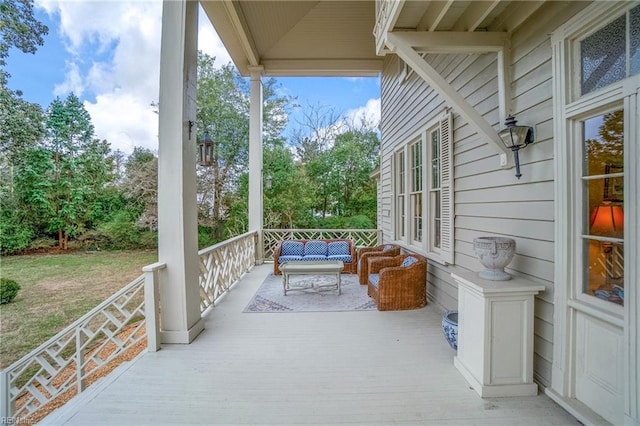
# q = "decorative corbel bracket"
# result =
<box><xmin>385</xmin><ymin>31</ymin><xmax>514</xmax><ymax>169</ymax></box>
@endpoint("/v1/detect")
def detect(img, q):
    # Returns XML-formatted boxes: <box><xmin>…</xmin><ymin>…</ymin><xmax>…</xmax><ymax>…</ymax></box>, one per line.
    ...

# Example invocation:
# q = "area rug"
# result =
<box><xmin>243</xmin><ymin>273</ymin><xmax>377</xmax><ymax>313</ymax></box>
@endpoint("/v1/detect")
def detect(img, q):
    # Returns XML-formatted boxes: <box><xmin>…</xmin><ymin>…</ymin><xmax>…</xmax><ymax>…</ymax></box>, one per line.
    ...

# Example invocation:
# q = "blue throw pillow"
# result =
<box><xmin>369</xmin><ymin>274</ymin><xmax>380</xmax><ymax>288</ymax></box>
<box><xmin>305</xmin><ymin>240</ymin><xmax>328</xmax><ymax>256</ymax></box>
<box><xmin>281</xmin><ymin>241</ymin><xmax>304</xmax><ymax>256</ymax></box>
<box><xmin>400</xmin><ymin>256</ymin><xmax>418</xmax><ymax>267</ymax></box>
<box><xmin>382</xmin><ymin>245</ymin><xmax>394</xmax><ymax>252</ymax></box>
<box><xmin>328</xmin><ymin>241</ymin><xmax>350</xmax><ymax>256</ymax></box>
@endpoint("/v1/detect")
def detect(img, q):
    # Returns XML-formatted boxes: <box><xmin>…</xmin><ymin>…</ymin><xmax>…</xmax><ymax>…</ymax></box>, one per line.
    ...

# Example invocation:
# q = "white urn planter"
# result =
<box><xmin>473</xmin><ymin>236</ymin><xmax>516</xmax><ymax>281</ymax></box>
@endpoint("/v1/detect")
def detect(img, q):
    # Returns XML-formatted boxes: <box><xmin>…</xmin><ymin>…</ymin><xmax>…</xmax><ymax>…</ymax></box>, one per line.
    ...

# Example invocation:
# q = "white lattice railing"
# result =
<box><xmin>198</xmin><ymin>231</ymin><xmax>257</xmax><ymax>312</ymax></box>
<box><xmin>373</xmin><ymin>0</ymin><xmax>403</xmax><ymax>53</ymax></box>
<box><xmin>262</xmin><ymin>229</ymin><xmax>381</xmax><ymax>261</ymax></box>
<box><xmin>0</xmin><ymin>275</ymin><xmax>148</xmax><ymax>421</ymax></box>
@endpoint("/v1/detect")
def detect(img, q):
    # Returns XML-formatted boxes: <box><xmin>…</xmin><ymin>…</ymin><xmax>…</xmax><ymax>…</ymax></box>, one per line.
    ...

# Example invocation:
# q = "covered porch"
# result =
<box><xmin>44</xmin><ymin>263</ymin><xmax>577</xmax><ymax>425</ymax></box>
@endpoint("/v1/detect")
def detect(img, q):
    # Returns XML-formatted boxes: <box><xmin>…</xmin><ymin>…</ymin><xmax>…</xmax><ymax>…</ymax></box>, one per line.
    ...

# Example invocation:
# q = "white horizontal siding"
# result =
<box><xmin>379</xmin><ymin>1</ymin><xmax>587</xmax><ymax>389</ymax></box>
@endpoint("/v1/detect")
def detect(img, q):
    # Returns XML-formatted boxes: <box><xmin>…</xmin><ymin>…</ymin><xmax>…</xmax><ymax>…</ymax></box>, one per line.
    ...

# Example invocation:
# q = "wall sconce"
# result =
<box><xmin>197</xmin><ymin>132</ymin><xmax>214</xmax><ymax>167</ymax></box>
<box><xmin>498</xmin><ymin>115</ymin><xmax>535</xmax><ymax>179</ymax></box>
<box><xmin>264</xmin><ymin>174</ymin><xmax>272</xmax><ymax>190</ymax></box>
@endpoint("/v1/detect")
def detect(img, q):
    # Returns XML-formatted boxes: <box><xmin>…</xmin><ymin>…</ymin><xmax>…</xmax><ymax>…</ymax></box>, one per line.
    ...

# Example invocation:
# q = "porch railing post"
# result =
<box><xmin>255</xmin><ymin>231</ymin><xmax>264</xmax><ymax>265</ymax></box>
<box><xmin>377</xmin><ymin>229</ymin><xmax>383</xmax><ymax>245</ymax></box>
<box><xmin>143</xmin><ymin>262</ymin><xmax>166</xmax><ymax>352</ymax></box>
<box><xmin>0</xmin><ymin>370</ymin><xmax>11</xmax><ymax>419</ymax></box>
<box><xmin>76</xmin><ymin>327</ymin><xmax>86</xmax><ymax>392</ymax></box>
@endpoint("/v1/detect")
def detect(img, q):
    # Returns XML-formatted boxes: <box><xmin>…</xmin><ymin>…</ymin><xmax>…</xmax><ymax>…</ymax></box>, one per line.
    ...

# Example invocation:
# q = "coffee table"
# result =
<box><xmin>279</xmin><ymin>261</ymin><xmax>344</xmax><ymax>295</ymax></box>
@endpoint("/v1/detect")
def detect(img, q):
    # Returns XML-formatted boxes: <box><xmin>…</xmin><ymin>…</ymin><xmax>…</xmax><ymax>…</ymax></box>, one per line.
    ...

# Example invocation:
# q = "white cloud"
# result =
<box><xmin>85</xmin><ymin>92</ymin><xmax>158</xmax><ymax>153</ymax></box>
<box><xmin>343</xmin><ymin>98</ymin><xmax>381</xmax><ymax>131</ymax></box>
<box><xmin>198</xmin><ymin>12</ymin><xmax>232</xmax><ymax>66</ymax></box>
<box><xmin>53</xmin><ymin>61</ymin><xmax>84</xmax><ymax>97</ymax></box>
<box><xmin>36</xmin><ymin>1</ymin><xmax>230</xmax><ymax>154</ymax></box>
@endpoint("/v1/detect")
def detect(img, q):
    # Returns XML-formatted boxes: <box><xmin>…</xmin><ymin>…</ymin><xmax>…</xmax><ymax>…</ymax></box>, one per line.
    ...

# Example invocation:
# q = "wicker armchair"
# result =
<box><xmin>357</xmin><ymin>244</ymin><xmax>401</xmax><ymax>284</ymax></box>
<box><xmin>367</xmin><ymin>254</ymin><xmax>427</xmax><ymax>311</ymax></box>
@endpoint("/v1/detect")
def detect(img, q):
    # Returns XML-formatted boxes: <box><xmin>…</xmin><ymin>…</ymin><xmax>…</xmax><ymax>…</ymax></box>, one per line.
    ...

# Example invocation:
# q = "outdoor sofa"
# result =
<box><xmin>273</xmin><ymin>239</ymin><xmax>357</xmax><ymax>275</ymax></box>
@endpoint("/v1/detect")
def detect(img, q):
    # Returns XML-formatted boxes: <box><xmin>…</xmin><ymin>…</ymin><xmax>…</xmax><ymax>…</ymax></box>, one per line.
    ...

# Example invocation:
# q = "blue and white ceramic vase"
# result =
<box><xmin>442</xmin><ymin>310</ymin><xmax>458</xmax><ymax>350</ymax></box>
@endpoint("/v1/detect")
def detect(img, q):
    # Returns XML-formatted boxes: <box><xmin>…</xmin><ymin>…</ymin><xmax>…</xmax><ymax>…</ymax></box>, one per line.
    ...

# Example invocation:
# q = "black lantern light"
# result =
<box><xmin>497</xmin><ymin>115</ymin><xmax>534</xmax><ymax>179</ymax></box>
<box><xmin>197</xmin><ymin>132</ymin><xmax>214</xmax><ymax>166</ymax></box>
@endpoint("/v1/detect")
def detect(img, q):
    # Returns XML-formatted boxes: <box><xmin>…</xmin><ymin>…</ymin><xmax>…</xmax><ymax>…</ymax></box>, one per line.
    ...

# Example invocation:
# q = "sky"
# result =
<box><xmin>5</xmin><ymin>0</ymin><xmax>381</xmax><ymax>155</ymax></box>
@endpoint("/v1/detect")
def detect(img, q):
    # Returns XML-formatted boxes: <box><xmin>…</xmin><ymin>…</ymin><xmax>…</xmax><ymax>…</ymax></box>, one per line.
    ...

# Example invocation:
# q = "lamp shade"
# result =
<box><xmin>590</xmin><ymin>203</ymin><xmax>624</xmax><ymax>238</ymax></box>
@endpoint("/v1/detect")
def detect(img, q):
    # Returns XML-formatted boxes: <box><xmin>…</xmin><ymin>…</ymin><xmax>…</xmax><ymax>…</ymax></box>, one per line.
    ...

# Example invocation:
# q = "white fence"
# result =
<box><xmin>0</xmin><ymin>275</ymin><xmax>147</xmax><ymax>421</ymax></box>
<box><xmin>198</xmin><ymin>231</ymin><xmax>257</xmax><ymax>312</ymax></box>
<box><xmin>262</xmin><ymin>229</ymin><xmax>381</xmax><ymax>261</ymax></box>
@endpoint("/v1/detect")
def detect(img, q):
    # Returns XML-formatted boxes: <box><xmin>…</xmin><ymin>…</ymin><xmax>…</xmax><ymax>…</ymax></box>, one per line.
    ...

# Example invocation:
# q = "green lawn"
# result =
<box><xmin>0</xmin><ymin>250</ymin><xmax>158</xmax><ymax>368</ymax></box>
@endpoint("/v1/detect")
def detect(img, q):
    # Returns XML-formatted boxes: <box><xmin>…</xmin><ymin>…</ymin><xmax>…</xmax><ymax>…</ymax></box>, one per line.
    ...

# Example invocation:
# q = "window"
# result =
<box><xmin>392</xmin><ymin>112</ymin><xmax>453</xmax><ymax>264</ymax></box>
<box><xmin>394</xmin><ymin>150</ymin><xmax>405</xmax><ymax>240</ymax></box>
<box><xmin>410</xmin><ymin>139</ymin><xmax>422</xmax><ymax>244</ymax></box>
<box><xmin>580</xmin><ymin>4</ymin><xmax>640</xmax><ymax>96</ymax></box>
<box><xmin>429</xmin><ymin>128</ymin><xmax>441</xmax><ymax>250</ymax></box>
<box><xmin>581</xmin><ymin>109</ymin><xmax>625</xmax><ymax>306</ymax></box>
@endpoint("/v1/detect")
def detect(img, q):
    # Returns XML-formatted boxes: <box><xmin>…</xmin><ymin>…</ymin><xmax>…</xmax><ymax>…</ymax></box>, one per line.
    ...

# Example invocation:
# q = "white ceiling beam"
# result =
<box><xmin>453</xmin><ymin>0</ymin><xmax>502</xmax><ymax>32</ymax></box>
<box><xmin>222</xmin><ymin>0</ymin><xmax>260</xmax><ymax>67</ymax></box>
<box><xmin>386</xmin><ymin>32</ymin><xmax>509</xmax><ymax>158</ymax></box>
<box><xmin>387</xmin><ymin>31</ymin><xmax>508</xmax><ymax>54</ymax></box>
<box><xmin>260</xmin><ymin>59</ymin><xmax>383</xmax><ymax>77</ymax></box>
<box><xmin>417</xmin><ymin>0</ymin><xmax>454</xmax><ymax>31</ymax></box>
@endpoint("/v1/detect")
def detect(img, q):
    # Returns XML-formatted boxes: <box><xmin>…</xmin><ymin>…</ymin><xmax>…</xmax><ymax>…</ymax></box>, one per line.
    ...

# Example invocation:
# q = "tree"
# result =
<box><xmin>39</xmin><ymin>93</ymin><xmax>113</xmax><ymax>249</ymax></box>
<box><xmin>263</xmin><ymin>142</ymin><xmax>315</xmax><ymax>228</ymax></box>
<box><xmin>306</xmin><ymin>129</ymin><xmax>379</xmax><ymax>220</ymax></box>
<box><xmin>0</xmin><ymin>0</ymin><xmax>49</xmax><ymax>84</ymax></box>
<box><xmin>196</xmin><ymin>52</ymin><xmax>293</xmax><ymax>239</ymax></box>
<box><xmin>121</xmin><ymin>147</ymin><xmax>158</xmax><ymax>231</ymax></box>
<box><xmin>290</xmin><ymin>102</ymin><xmax>342</xmax><ymax>163</ymax></box>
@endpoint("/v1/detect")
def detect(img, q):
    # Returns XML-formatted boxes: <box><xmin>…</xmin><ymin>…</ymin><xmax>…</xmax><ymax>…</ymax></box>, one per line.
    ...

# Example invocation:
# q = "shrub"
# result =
<box><xmin>0</xmin><ymin>278</ymin><xmax>21</xmax><ymax>305</ymax></box>
<box><xmin>0</xmin><ymin>221</ymin><xmax>33</xmax><ymax>255</ymax></box>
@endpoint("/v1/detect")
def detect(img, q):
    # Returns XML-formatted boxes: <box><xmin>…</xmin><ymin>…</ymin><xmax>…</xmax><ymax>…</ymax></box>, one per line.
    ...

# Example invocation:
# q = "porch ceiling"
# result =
<box><xmin>200</xmin><ymin>1</ymin><xmax>561</xmax><ymax>77</ymax></box>
<box><xmin>200</xmin><ymin>0</ymin><xmax>382</xmax><ymax>77</ymax></box>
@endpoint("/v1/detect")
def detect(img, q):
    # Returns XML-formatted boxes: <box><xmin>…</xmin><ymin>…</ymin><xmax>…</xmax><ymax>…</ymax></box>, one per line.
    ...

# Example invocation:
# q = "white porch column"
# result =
<box><xmin>156</xmin><ymin>0</ymin><xmax>204</xmax><ymax>344</ymax></box>
<box><xmin>248</xmin><ymin>67</ymin><xmax>264</xmax><ymax>262</ymax></box>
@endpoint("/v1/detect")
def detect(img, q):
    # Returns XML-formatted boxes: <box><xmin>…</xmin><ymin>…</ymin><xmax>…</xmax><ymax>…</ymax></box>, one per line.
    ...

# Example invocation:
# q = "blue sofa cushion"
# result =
<box><xmin>382</xmin><ymin>244</ymin><xmax>394</xmax><ymax>252</ymax></box>
<box><xmin>281</xmin><ymin>241</ymin><xmax>304</xmax><ymax>256</ymax></box>
<box><xmin>278</xmin><ymin>255</ymin><xmax>303</xmax><ymax>263</ymax></box>
<box><xmin>302</xmin><ymin>255</ymin><xmax>327</xmax><ymax>261</ymax></box>
<box><xmin>368</xmin><ymin>274</ymin><xmax>380</xmax><ymax>288</ymax></box>
<box><xmin>328</xmin><ymin>254</ymin><xmax>351</xmax><ymax>263</ymax></box>
<box><xmin>305</xmin><ymin>240</ymin><xmax>327</xmax><ymax>256</ymax></box>
<box><xmin>328</xmin><ymin>241</ymin><xmax>350</xmax><ymax>256</ymax></box>
<box><xmin>401</xmin><ymin>256</ymin><xmax>418</xmax><ymax>267</ymax></box>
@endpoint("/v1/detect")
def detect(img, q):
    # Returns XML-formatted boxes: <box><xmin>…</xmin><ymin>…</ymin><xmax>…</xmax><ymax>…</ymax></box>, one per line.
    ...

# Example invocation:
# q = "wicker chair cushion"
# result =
<box><xmin>305</xmin><ymin>240</ymin><xmax>328</xmax><ymax>256</ymax></box>
<box><xmin>401</xmin><ymin>256</ymin><xmax>418</xmax><ymax>267</ymax></box>
<box><xmin>368</xmin><ymin>274</ymin><xmax>380</xmax><ymax>288</ymax></box>
<box><xmin>281</xmin><ymin>241</ymin><xmax>304</xmax><ymax>256</ymax></box>
<box><xmin>328</xmin><ymin>241</ymin><xmax>350</xmax><ymax>255</ymax></box>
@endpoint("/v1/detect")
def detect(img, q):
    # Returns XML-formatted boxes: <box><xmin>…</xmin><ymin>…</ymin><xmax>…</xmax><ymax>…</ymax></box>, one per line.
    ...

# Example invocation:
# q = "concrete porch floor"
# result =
<box><xmin>44</xmin><ymin>264</ymin><xmax>579</xmax><ymax>425</ymax></box>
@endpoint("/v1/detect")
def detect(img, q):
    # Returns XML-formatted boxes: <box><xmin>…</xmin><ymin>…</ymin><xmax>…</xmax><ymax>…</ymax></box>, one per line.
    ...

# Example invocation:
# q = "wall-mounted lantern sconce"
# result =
<box><xmin>264</xmin><ymin>174</ymin><xmax>273</xmax><ymax>190</ymax></box>
<box><xmin>197</xmin><ymin>132</ymin><xmax>214</xmax><ymax>167</ymax></box>
<box><xmin>498</xmin><ymin>115</ymin><xmax>535</xmax><ymax>179</ymax></box>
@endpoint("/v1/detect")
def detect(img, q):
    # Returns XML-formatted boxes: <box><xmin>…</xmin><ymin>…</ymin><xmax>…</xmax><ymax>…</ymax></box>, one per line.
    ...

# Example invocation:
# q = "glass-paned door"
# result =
<box><xmin>581</xmin><ymin>110</ymin><xmax>625</xmax><ymax>306</ymax></box>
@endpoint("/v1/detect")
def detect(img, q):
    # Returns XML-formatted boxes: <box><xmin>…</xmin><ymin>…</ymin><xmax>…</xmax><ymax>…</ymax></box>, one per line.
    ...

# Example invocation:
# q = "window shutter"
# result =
<box><xmin>439</xmin><ymin>112</ymin><xmax>454</xmax><ymax>264</ymax></box>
